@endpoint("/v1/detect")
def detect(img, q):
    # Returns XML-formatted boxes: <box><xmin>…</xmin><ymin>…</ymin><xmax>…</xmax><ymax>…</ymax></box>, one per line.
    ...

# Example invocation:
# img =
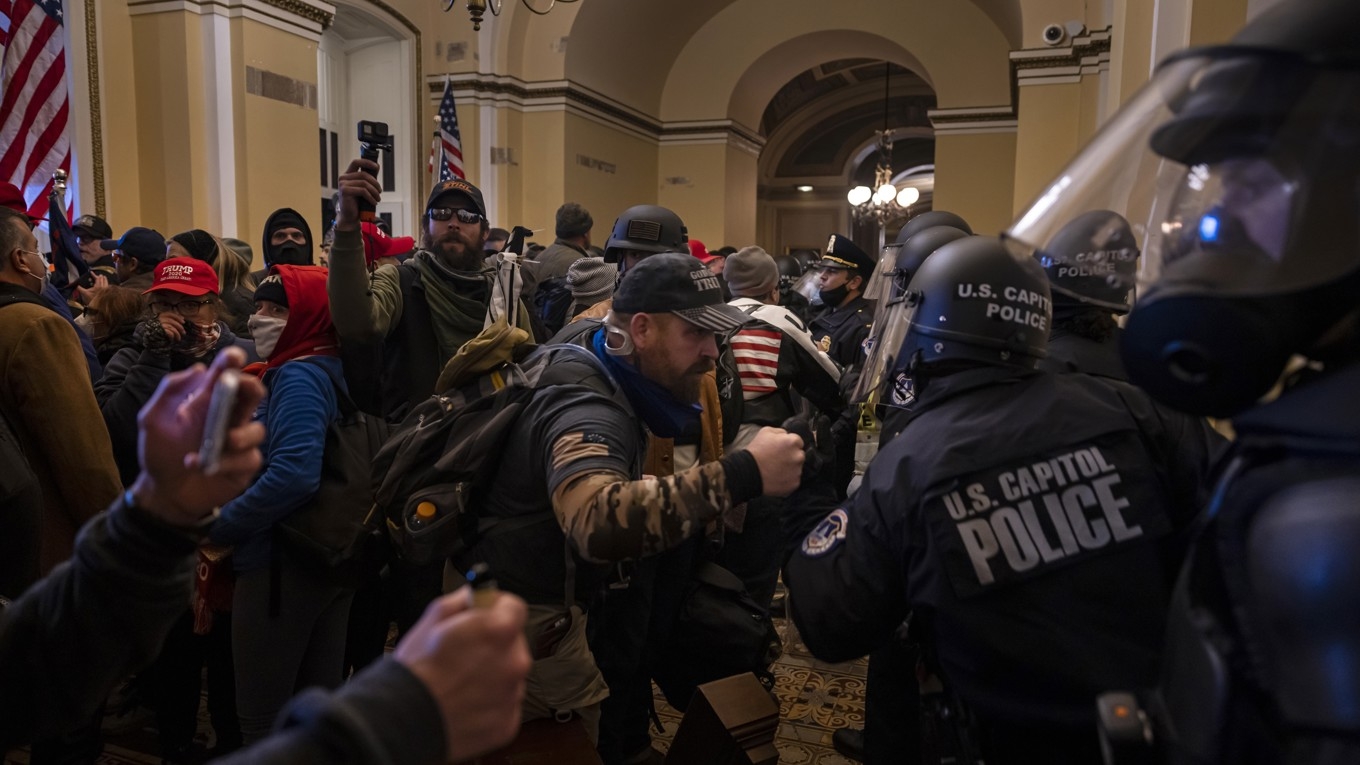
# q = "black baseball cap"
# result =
<box><xmin>102</xmin><ymin>226</ymin><xmax>168</xmax><ymax>265</ymax></box>
<box><xmin>426</xmin><ymin>178</ymin><xmax>487</xmax><ymax>218</ymax></box>
<box><xmin>72</xmin><ymin>215</ymin><xmax>113</xmax><ymax>241</ymax></box>
<box><xmin>613</xmin><ymin>252</ymin><xmax>750</xmax><ymax>333</ymax></box>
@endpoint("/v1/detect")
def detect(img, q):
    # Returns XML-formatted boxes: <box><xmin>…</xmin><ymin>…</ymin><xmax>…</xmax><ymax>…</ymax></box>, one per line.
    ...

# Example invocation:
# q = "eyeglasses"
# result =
<box><xmin>149</xmin><ymin>298</ymin><xmax>215</xmax><ymax>317</ymax></box>
<box><xmin>427</xmin><ymin>207</ymin><xmax>485</xmax><ymax>225</ymax></box>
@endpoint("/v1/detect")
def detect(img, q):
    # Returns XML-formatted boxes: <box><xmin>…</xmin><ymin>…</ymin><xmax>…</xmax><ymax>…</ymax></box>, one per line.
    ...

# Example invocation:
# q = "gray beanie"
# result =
<box><xmin>566</xmin><ymin>257</ymin><xmax>615</xmax><ymax>305</ymax></box>
<box><xmin>723</xmin><ymin>246</ymin><xmax>779</xmax><ymax>297</ymax></box>
<box><xmin>556</xmin><ymin>202</ymin><xmax>594</xmax><ymax>239</ymax></box>
<box><xmin>221</xmin><ymin>237</ymin><xmax>254</xmax><ymax>266</ymax></box>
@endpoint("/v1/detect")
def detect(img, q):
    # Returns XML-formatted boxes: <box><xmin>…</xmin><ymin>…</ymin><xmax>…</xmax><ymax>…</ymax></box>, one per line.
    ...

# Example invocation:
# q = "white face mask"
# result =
<box><xmin>74</xmin><ymin>312</ymin><xmax>95</xmax><ymax>336</ymax></box>
<box><xmin>248</xmin><ymin>314</ymin><xmax>287</xmax><ymax>360</ymax></box>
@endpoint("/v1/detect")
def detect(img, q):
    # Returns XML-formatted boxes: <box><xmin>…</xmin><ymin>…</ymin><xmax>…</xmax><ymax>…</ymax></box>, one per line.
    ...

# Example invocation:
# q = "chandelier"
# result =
<box><xmin>847</xmin><ymin>64</ymin><xmax>920</xmax><ymax>226</ymax></box>
<box><xmin>445</xmin><ymin>0</ymin><xmax>580</xmax><ymax>30</ymax></box>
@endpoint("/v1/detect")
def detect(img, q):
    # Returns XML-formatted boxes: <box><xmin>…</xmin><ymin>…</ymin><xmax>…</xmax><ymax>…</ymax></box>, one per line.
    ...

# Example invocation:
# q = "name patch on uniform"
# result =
<box><xmin>801</xmin><ymin>508</ymin><xmax>849</xmax><ymax>557</ymax></box>
<box><xmin>926</xmin><ymin>440</ymin><xmax>1171</xmax><ymax>598</ymax></box>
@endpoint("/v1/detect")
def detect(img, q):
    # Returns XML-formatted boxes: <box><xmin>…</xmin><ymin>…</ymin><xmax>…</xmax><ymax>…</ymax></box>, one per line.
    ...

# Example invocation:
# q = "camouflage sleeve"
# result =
<box><xmin>549</xmin><ymin>460</ymin><xmax>732</xmax><ymax>564</ymax></box>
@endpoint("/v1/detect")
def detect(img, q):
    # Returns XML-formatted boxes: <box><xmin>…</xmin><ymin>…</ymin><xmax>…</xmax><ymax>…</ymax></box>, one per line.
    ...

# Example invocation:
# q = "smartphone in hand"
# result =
<box><xmin>198</xmin><ymin>369</ymin><xmax>241</xmax><ymax>476</ymax></box>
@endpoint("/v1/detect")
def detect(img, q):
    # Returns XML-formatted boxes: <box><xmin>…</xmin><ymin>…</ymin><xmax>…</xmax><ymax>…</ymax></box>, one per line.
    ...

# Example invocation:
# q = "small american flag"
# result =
<box><xmin>436</xmin><ymin>76</ymin><xmax>465</xmax><ymax>181</ymax></box>
<box><xmin>0</xmin><ymin>0</ymin><xmax>71</xmax><ymax>222</ymax></box>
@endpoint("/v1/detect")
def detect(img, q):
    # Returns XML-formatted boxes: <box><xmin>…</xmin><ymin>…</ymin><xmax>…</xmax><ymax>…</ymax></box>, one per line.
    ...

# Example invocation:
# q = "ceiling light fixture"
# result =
<box><xmin>847</xmin><ymin>63</ymin><xmax>919</xmax><ymax>242</ymax></box>
<box><xmin>446</xmin><ymin>0</ymin><xmax>580</xmax><ymax>31</ymax></box>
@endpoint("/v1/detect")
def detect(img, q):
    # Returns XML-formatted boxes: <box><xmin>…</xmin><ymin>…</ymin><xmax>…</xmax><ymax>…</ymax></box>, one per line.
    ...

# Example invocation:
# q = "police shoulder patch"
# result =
<box><xmin>801</xmin><ymin>508</ymin><xmax>849</xmax><ymax>557</ymax></box>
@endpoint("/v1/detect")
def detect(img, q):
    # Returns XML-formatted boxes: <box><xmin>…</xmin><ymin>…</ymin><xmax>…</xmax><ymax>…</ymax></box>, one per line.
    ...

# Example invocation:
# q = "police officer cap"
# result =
<box><xmin>820</xmin><ymin>234</ymin><xmax>875</xmax><ymax>278</ymax></box>
<box><xmin>1038</xmin><ymin>210</ymin><xmax>1139</xmax><ymax>314</ymax></box>
<box><xmin>894</xmin><ymin>211</ymin><xmax>973</xmax><ymax>245</ymax></box>
<box><xmin>603</xmin><ymin>205</ymin><xmax>688</xmax><ymax>263</ymax></box>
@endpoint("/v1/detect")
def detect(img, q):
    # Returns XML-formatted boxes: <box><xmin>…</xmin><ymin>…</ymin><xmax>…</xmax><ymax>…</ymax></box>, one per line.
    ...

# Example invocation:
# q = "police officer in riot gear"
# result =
<box><xmin>1007</xmin><ymin>2</ymin><xmax>1360</xmax><ymax>762</ymax></box>
<box><xmin>784</xmin><ymin>236</ymin><xmax>1219</xmax><ymax>764</ymax></box>
<box><xmin>773</xmin><ymin>253</ymin><xmax>812</xmax><ymax>323</ymax></box>
<box><xmin>865</xmin><ymin>211</ymin><xmax>975</xmax><ymax>311</ymax></box>
<box><xmin>1033</xmin><ymin>210</ymin><xmax>1140</xmax><ymax>381</ymax></box>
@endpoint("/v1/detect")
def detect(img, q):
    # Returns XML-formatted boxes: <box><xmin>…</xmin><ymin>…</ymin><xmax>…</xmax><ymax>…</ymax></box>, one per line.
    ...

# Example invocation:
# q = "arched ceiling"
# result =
<box><xmin>760</xmin><ymin>61</ymin><xmax>936</xmax><ymax>180</ymax></box>
<box><xmin>560</xmin><ymin>0</ymin><xmax>1015</xmax><ymax>122</ymax></box>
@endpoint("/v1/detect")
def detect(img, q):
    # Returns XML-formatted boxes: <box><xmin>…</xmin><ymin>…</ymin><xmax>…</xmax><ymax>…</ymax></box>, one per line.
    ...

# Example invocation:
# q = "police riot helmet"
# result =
<box><xmin>773</xmin><ymin>253</ymin><xmax>803</xmax><ymax>285</ymax></box>
<box><xmin>866</xmin><ymin>226</ymin><xmax>970</xmax><ymax>354</ymax></box>
<box><xmin>1005</xmin><ymin>0</ymin><xmax>1360</xmax><ymax>417</ymax></box>
<box><xmin>895</xmin><ymin>211</ymin><xmax>973</xmax><ymax>244</ymax></box>
<box><xmin>1037</xmin><ymin>210</ymin><xmax>1139</xmax><ymax>314</ymax></box>
<box><xmin>603</xmin><ymin>205</ymin><xmax>688</xmax><ymax>263</ymax></box>
<box><xmin>853</xmin><ymin>236</ymin><xmax>1050</xmax><ymax>402</ymax></box>
<box><xmin>866</xmin><ymin>212</ymin><xmax>974</xmax><ymax>303</ymax></box>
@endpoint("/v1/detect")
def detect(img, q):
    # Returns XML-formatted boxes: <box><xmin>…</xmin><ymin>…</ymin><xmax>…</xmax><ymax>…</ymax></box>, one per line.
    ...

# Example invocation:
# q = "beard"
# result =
<box><xmin>424</xmin><ymin>228</ymin><xmax>485</xmax><ymax>271</ymax></box>
<box><xmin>637</xmin><ymin>351</ymin><xmax>714</xmax><ymax>404</ymax></box>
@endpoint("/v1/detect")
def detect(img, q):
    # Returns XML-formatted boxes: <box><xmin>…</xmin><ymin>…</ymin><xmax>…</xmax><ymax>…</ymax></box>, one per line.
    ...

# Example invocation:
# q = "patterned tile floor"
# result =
<box><xmin>8</xmin><ymin>597</ymin><xmax>867</xmax><ymax>764</ymax></box>
<box><xmin>651</xmin><ymin>612</ymin><xmax>867</xmax><ymax>765</ymax></box>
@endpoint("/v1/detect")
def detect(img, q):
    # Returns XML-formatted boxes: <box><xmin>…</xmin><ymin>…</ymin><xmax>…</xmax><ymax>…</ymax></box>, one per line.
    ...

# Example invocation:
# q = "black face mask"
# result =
<box><xmin>819</xmin><ymin>283</ymin><xmax>850</xmax><ymax>308</ymax></box>
<box><xmin>270</xmin><ymin>243</ymin><xmax>310</xmax><ymax>267</ymax></box>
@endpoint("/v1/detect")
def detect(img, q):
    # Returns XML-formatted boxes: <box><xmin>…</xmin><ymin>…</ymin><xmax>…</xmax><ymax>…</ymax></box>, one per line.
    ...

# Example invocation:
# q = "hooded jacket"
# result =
<box><xmin>211</xmin><ymin>265</ymin><xmax>345</xmax><ymax>571</ymax></box>
<box><xmin>252</xmin><ymin>208</ymin><xmax>314</xmax><ymax>283</ymax></box>
<box><xmin>96</xmin><ymin>316</ymin><xmax>256</xmax><ymax>487</ymax></box>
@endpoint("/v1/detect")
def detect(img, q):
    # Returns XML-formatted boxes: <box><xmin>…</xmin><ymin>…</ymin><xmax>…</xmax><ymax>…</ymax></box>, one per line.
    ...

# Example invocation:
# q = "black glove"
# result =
<box><xmin>137</xmin><ymin>318</ymin><xmax>174</xmax><ymax>357</ymax></box>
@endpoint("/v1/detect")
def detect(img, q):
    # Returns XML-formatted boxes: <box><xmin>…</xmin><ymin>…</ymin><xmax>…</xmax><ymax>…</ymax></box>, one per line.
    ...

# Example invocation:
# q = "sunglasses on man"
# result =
<box><xmin>427</xmin><ymin>208</ymin><xmax>485</xmax><ymax>225</ymax></box>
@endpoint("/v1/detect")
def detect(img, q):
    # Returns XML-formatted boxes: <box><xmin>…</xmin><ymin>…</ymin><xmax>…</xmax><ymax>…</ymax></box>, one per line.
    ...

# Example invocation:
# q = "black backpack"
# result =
<box><xmin>372</xmin><ymin>343</ymin><xmax>612</xmax><ymax>566</ymax></box>
<box><xmin>652</xmin><ymin>560</ymin><xmax>782</xmax><ymax>711</ymax></box>
<box><xmin>274</xmin><ymin>359</ymin><xmax>391</xmax><ymax>582</ymax></box>
<box><xmin>532</xmin><ymin>276</ymin><xmax>574</xmax><ymax>338</ymax></box>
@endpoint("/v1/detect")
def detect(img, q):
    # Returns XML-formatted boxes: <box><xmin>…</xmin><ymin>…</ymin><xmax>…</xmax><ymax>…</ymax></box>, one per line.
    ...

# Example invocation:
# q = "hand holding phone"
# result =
<box><xmin>198</xmin><ymin>369</ymin><xmax>241</xmax><ymax>476</ymax></box>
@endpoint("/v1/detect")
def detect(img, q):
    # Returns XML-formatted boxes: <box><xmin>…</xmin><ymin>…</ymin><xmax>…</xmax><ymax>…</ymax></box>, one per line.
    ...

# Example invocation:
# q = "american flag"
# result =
<box><xmin>730</xmin><ymin>327</ymin><xmax>783</xmax><ymax>399</ymax></box>
<box><xmin>0</xmin><ymin>0</ymin><xmax>71</xmax><ymax>223</ymax></box>
<box><xmin>435</xmin><ymin>76</ymin><xmax>465</xmax><ymax>181</ymax></box>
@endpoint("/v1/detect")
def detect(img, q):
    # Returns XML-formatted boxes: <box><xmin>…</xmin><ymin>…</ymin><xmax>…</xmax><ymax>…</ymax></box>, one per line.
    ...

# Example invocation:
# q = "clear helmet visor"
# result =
<box><xmin>789</xmin><ymin>266</ymin><xmax>824</xmax><ymax>303</ymax></box>
<box><xmin>862</xmin><ymin>243</ymin><xmax>903</xmax><ymax>304</ymax></box>
<box><xmin>851</xmin><ymin>294</ymin><xmax>918</xmax><ymax>404</ymax></box>
<box><xmin>1005</xmin><ymin>46</ymin><xmax>1360</xmax><ymax>303</ymax></box>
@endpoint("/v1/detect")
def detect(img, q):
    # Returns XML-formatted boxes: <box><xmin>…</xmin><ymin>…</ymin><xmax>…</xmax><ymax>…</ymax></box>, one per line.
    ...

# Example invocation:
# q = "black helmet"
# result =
<box><xmin>896</xmin><ymin>226</ymin><xmax>971</xmax><ymax>289</ymax></box>
<box><xmin>854</xmin><ymin>236</ymin><xmax>1049</xmax><ymax>402</ymax></box>
<box><xmin>774</xmin><ymin>253</ymin><xmax>803</xmax><ymax>285</ymax></box>
<box><xmin>894</xmin><ymin>211</ymin><xmax>973</xmax><ymax>245</ymax></box>
<box><xmin>868</xmin><ymin>212</ymin><xmax>974</xmax><ymax>302</ymax></box>
<box><xmin>903</xmin><ymin>236</ymin><xmax>1050</xmax><ymax>367</ymax></box>
<box><xmin>1037</xmin><ymin>210</ymin><xmax>1139</xmax><ymax>314</ymax></box>
<box><xmin>603</xmin><ymin>205</ymin><xmax>688</xmax><ymax>263</ymax></box>
<box><xmin>788</xmin><ymin>248</ymin><xmax>817</xmax><ymax>273</ymax></box>
<box><xmin>861</xmin><ymin>226</ymin><xmax>971</xmax><ymax>396</ymax></box>
<box><xmin>1007</xmin><ymin>0</ymin><xmax>1360</xmax><ymax>417</ymax></box>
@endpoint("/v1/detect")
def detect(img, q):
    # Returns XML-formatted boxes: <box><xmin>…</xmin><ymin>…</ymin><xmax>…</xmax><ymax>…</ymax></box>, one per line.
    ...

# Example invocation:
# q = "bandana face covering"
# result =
<box><xmin>182</xmin><ymin>321</ymin><xmax>222</xmax><ymax>359</ymax></box>
<box><xmin>593</xmin><ymin>330</ymin><xmax>702</xmax><ymax>438</ymax></box>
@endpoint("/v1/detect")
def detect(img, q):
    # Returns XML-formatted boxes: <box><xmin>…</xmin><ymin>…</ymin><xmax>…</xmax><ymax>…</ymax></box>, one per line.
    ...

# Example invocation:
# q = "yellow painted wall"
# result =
<box><xmin>658</xmin><ymin>144</ymin><xmax>727</xmax><ymax>245</ymax></box>
<box><xmin>724</xmin><ymin>145</ymin><xmax>758</xmax><ymax>248</ymax></box>
<box><xmin>1189</xmin><ymin>0</ymin><xmax>1248</xmax><ymax>45</ymax></box>
<box><xmin>97</xmin><ymin>1</ymin><xmax>144</xmax><ymax>231</ymax></box>
<box><xmin>934</xmin><ymin>132</ymin><xmax>1018</xmax><ymax>237</ymax></box>
<box><xmin>129</xmin><ymin>12</ymin><xmax>205</xmax><ymax>235</ymax></box>
<box><xmin>235</xmin><ymin>21</ymin><xmax>322</xmax><ymax>269</ymax></box>
<box><xmin>1012</xmin><ymin>83</ymin><xmax>1084</xmax><ymax>214</ymax></box>
<box><xmin>518</xmin><ymin>110</ymin><xmax>567</xmax><ymax>233</ymax></box>
<box><xmin>1108</xmin><ymin>0</ymin><xmax>1157</xmax><ymax>111</ymax></box>
<box><xmin>563</xmin><ymin>114</ymin><xmax>658</xmax><ymax>237</ymax></box>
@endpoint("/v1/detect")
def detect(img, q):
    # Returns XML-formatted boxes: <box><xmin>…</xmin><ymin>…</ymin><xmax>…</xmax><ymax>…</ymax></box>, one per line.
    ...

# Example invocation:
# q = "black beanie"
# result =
<box><xmin>171</xmin><ymin>229</ymin><xmax>217</xmax><ymax>263</ymax></box>
<box><xmin>253</xmin><ymin>274</ymin><xmax>288</xmax><ymax>307</ymax></box>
